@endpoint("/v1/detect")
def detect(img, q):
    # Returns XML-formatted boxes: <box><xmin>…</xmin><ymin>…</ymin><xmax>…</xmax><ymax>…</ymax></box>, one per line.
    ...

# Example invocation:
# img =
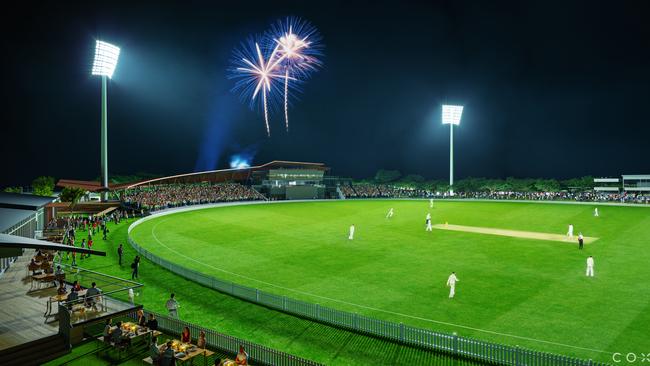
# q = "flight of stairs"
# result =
<box><xmin>0</xmin><ymin>334</ymin><xmax>69</xmax><ymax>366</ymax></box>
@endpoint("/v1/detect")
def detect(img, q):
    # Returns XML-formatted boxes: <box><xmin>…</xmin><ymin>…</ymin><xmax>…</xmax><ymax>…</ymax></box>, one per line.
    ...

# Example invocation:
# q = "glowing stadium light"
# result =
<box><xmin>92</xmin><ymin>40</ymin><xmax>121</xmax><ymax>200</ymax></box>
<box><xmin>92</xmin><ymin>41</ymin><xmax>121</xmax><ymax>78</ymax></box>
<box><xmin>442</xmin><ymin>105</ymin><xmax>464</xmax><ymax>195</ymax></box>
<box><xmin>442</xmin><ymin>105</ymin><xmax>463</xmax><ymax>125</ymax></box>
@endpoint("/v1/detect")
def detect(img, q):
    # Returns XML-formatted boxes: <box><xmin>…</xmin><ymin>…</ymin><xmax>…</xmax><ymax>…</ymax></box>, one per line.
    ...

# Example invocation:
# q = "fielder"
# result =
<box><xmin>567</xmin><ymin>224</ymin><xmax>574</xmax><ymax>239</ymax></box>
<box><xmin>446</xmin><ymin>272</ymin><xmax>459</xmax><ymax>298</ymax></box>
<box><xmin>586</xmin><ymin>256</ymin><xmax>595</xmax><ymax>277</ymax></box>
<box><xmin>166</xmin><ymin>293</ymin><xmax>180</xmax><ymax>318</ymax></box>
<box><xmin>348</xmin><ymin>224</ymin><xmax>355</xmax><ymax>240</ymax></box>
<box><xmin>594</xmin><ymin>207</ymin><xmax>599</xmax><ymax>217</ymax></box>
<box><xmin>386</xmin><ymin>208</ymin><xmax>394</xmax><ymax>218</ymax></box>
<box><xmin>430</xmin><ymin>198</ymin><xmax>434</xmax><ymax>208</ymax></box>
<box><xmin>425</xmin><ymin>213</ymin><xmax>432</xmax><ymax>231</ymax></box>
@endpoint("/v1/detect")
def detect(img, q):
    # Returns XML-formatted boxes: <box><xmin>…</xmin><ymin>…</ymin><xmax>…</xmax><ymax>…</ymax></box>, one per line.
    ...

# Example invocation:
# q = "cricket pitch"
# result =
<box><xmin>433</xmin><ymin>224</ymin><xmax>598</xmax><ymax>244</ymax></box>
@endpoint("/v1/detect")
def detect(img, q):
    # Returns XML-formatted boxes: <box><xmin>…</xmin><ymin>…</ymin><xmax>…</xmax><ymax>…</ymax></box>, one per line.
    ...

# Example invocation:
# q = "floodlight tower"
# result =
<box><xmin>91</xmin><ymin>41</ymin><xmax>120</xmax><ymax>200</ymax></box>
<box><xmin>442</xmin><ymin>105</ymin><xmax>464</xmax><ymax>195</ymax></box>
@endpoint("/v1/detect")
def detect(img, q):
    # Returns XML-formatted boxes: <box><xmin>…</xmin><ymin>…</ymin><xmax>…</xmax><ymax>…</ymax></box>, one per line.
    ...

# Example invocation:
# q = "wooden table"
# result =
<box><xmin>45</xmin><ymin>289</ymin><xmax>87</xmax><ymax>316</ymax></box>
<box><xmin>160</xmin><ymin>340</ymin><xmax>215</xmax><ymax>366</ymax></box>
<box><xmin>30</xmin><ymin>273</ymin><xmax>56</xmax><ymax>291</ymax></box>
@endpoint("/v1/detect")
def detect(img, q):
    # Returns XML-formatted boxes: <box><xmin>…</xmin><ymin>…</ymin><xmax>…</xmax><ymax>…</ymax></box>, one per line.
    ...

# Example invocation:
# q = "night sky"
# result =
<box><xmin>2</xmin><ymin>1</ymin><xmax>649</xmax><ymax>187</ymax></box>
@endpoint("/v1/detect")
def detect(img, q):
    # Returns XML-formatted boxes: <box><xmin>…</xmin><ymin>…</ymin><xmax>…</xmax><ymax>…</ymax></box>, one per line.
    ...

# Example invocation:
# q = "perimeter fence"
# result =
<box><xmin>127</xmin><ymin>204</ymin><xmax>611</xmax><ymax>366</ymax></box>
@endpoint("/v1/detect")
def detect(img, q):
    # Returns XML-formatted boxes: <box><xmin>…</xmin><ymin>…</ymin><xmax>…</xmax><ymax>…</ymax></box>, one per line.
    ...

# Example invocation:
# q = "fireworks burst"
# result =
<box><xmin>229</xmin><ymin>18</ymin><xmax>323</xmax><ymax>136</ymax></box>
<box><xmin>270</xmin><ymin>17</ymin><xmax>323</xmax><ymax>131</ymax></box>
<box><xmin>229</xmin><ymin>37</ymin><xmax>291</xmax><ymax>136</ymax></box>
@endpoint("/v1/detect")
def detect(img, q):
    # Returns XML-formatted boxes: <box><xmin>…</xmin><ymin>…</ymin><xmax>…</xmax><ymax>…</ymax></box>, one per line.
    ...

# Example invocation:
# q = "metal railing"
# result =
<box><xmin>127</xmin><ymin>204</ymin><xmax>612</xmax><ymax>366</ymax></box>
<box><xmin>127</xmin><ymin>310</ymin><xmax>323</xmax><ymax>366</ymax></box>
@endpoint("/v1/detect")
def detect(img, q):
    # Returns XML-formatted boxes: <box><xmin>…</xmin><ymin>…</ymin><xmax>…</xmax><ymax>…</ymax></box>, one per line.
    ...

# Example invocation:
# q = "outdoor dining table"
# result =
<box><xmin>30</xmin><ymin>272</ymin><xmax>56</xmax><ymax>291</ymax></box>
<box><xmin>45</xmin><ymin>289</ymin><xmax>87</xmax><ymax>316</ymax></box>
<box><xmin>160</xmin><ymin>339</ymin><xmax>215</xmax><ymax>366</ymax></box>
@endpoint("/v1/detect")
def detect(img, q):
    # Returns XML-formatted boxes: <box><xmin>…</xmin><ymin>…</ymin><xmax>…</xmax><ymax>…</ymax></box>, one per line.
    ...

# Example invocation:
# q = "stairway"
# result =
<box><xmin>0</xmin><ymin>334</ymin><xmax>69</xmax><ymax>366</ymax></box>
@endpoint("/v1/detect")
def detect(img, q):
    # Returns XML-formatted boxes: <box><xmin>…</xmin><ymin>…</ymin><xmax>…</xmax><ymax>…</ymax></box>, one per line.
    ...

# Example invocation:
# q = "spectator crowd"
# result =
<box><xmin>340</xmin><ymin>183</ymin><xmax>650</xmax><ymax>204</ymax></box>
<box><xmin>120</xmin><ymin>183</ymin><xmax>266</xmax><ymax>211</ymax></box>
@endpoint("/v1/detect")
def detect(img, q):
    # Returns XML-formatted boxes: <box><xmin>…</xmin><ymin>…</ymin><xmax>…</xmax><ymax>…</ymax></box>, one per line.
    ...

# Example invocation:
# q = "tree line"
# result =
<box><xmin>362</xmin><ymin>169</ymin><xmax>595</xmax><ymax>192</ymax></box>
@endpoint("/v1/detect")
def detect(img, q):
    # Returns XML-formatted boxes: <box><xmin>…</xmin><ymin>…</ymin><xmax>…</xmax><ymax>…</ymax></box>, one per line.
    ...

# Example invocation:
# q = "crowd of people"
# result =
<box><xmin>120</xmin><ymin>183</ymin><xmax>265</xmax><ymax>211</ymax></box>
<box><xmin>340</xmin><ymin>183</ymin><xmax>650</xmax><ymax>204</ymax></box>
<box><xmin>341</xmin><ymin>184</ymin><xmax>433</xmax><ymax>198</ymax></box>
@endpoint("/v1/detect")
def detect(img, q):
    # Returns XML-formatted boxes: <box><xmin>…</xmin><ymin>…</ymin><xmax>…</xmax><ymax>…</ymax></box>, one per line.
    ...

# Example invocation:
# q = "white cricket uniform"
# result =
<box><xmin>426</xmin><ymin>218</ymin><xmax>432</xmax><ymax>231</ymax></box>
<box><xmin>446</xmin><ymin>274</ymin><xmax>459</xmax><ymax>298</ymax></box>
<box><xmin>166</xmin><ymin>298</ymin><xmax>179</xmax><ymax>318</ymax></box>
<box><xmin>348</xmin><ymin>225</ymin><xmax>355</xmax><ymax>240</ymax></box>
<box><xmin>594</xmin><ymin>208</ymin><xmax>599</xmax><ymax>217</ymax></box>
<box><xmin>386</xmin><ymin>208</ymin><xmax>394</xmax><ymax>218</ymax></box>
<box><xmin>567</xmin><ymin>225</ymin><xmax>574</xmax><ymax>238</ymax></box>
<box><xmin>586</xmin><ymin>257</ymin><xmax>594</xmax><ymax>277</ymax></box>
<box><xmin>430</xmin><ymin>199</ymin><xmax>434</xmax><ymax>208</ymax></box>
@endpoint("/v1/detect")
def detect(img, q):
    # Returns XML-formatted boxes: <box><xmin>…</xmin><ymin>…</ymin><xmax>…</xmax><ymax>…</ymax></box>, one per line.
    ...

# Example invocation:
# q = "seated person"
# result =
<box><xmin>181</xmin><ymin>326</ymin><xmax>191</xmax><ymax>343</ymax></box>
<box><xmin>197</xmin><ymin>330</ymin><xmax>206</xmax><ymax>349</ymax></box>
<box><xmin>235</xmin><ymin>345</ymin><xmax>248</xmax><ymax>365</ymax></box>
<box><xmin>103</xmin><ymin>319</ymin><xmax>112</xmax><ymax>343</ymax></box>
<box><xmin>72</xmin><ymin>280</ymin><xmax>82</xmax><ymax>291</ymax></box>
<box><xmin>84</xmin><ymin>282</ymin><xmax>101</xmax><ymax>309</ymax></box>
<box><xmin>29</xmin><ymin>258</ymin><xmax>40</xmax><ymax>275</ymax></box>
<box><xmin>150</xmin><ymin>336</ymin><xmax>162</xmax><ymax>365</ymax></box>
<box><xmin>66</xmin><ymin>288</ymin><xmax>79</xmax><ymax>309</ymax></box>
<box><xmin>137</xmin><ymin>309</ymin><xmax>146</xmax><ymax>327</ymax></box>
<box><xmin>160</xmin><ymin>341</ymin><xmax>175</xmax><ymax>366</ymax></box>
<box><xmin>111</xmin><ymin>321</ymin><xmax>125</xmax><ymax>345</ymax></box>
<box><xmin>57</xmin><ymin>282</ymin><xmax>67</xmax><ymax>295</ymax></box>
<box><xmin>146</xmin><ymin>313</ymin><xmax>159</xmax><ymax>330</ymax></box>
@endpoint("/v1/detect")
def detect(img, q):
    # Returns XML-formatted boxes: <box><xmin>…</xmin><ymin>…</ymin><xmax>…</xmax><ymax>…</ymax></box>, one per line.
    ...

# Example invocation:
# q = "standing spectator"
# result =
<box><xmin>130</xmin><ymin>258</ymin><xmax>138</xmax><ymax>280</ymax></box>
<box><xmin>117</xmin><ymin>244</ymin><xmax>124</xmax><ymax>265</ymax></box>
<box><xmin>165</xmin><ymin>293</ymin><xmax>180</xmax><ymax>319</ymax></box>
<box><xmin>87</xmin><ymin>238</ymin><xmax>93</xmax><ymax>257</ymax></box>
<box><xmin>135</xmin><ymin>256</ymin><xmax>141</xmax><ymax>278</ymax></box>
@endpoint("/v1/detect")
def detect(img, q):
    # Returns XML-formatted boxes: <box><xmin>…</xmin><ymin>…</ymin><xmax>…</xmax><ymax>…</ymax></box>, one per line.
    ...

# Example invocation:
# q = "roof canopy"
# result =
<box><xmin>0</xmin><ymin>192</ymin><xmax>55</xmax><ymax>210</ymax></box>
<box><xmin>0</xmin><ymin>233</ymin><xmax>106</xmax><ymax>256</ymax></box>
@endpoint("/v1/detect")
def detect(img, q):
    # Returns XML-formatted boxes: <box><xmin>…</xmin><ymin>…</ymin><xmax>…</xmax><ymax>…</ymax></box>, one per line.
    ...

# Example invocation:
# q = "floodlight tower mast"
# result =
<box><xmin>442</xmin><ymin>105</ymin><xmax>464</xmax><ymax>196</ymax></box>
<box><xmin>91</xmin><ymin>41</ymin><xmax>120</xmax><ymax>201</ymax></box>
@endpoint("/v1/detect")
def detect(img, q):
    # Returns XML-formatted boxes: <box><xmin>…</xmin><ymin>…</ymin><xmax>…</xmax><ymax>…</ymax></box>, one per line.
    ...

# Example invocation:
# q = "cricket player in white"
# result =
<box><xmin>430</xmin><ymin>198</ymin><xmax>434</xmax><ymax>208</ymax></box>
<box><xmin>446</xmin><ymin>272</ymin><xmax>459</xmax><ymax>298</ymax></box>
<box><xmin>425</xmin><ymin>213</ymin><xmax>432</xmax><ymax>231</ymax></box>
<box><xmin>567</xmin><ymin>224</ymin><xmax>574</xmax><ymax>239</ymax></box>
<box><xmin>586</xmin><ymin>256</ymin><xmax>595</xmax><ymax>277</ymax></box>
<box><xmin>348</xmin><ymin>224</ymin><xmax>355</xmax><ymax>240</ymax></box>
<box><xmin>594</xmin><ymin>208</ymin><xmax>599</xmax><ymax>217</ymax></box>
<box><xmin>386</xmin><ymin>208</ymin><xmax>394</xmax><ymax>218</ymax></box>
<box><xmin>166</xmin><ymin>293</ymin><xmax>180</xmax><ymax>318</ymax></box>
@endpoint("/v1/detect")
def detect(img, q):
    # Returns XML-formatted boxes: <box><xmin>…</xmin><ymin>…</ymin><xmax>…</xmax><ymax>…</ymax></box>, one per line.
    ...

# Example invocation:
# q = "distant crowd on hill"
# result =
<box><xmin>120</xmin><ymin>183</ymin><xmax>265</xmax><ymax>211</ymax></box>
<box><xmin>340</xmin><ymin>183</ymin><xmax>650</xmax><ymax>204</ymax></box>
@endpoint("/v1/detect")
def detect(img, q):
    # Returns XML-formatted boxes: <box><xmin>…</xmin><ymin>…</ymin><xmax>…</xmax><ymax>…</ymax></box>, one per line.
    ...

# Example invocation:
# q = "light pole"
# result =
<box><xmin>442</xmin><ymin>105</ymin><xmax>464</xmax><ymax>196</ymax></box>
<box><xmin>91</xmin><ymin>41</ymin><xmax>120</xmax><ymax>201</ymax></box>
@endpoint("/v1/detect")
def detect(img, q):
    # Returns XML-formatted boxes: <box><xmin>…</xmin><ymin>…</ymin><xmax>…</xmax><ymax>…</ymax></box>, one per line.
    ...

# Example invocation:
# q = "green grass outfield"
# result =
<box><xmin>51</xmin><ymin>213</ymin><xmax>485</xmax><ymax>365</ymax></box>
<box><xmin>130</xmin><ymin>200</ymin><xmax>650</xmax><ymax>363</ymax></box>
